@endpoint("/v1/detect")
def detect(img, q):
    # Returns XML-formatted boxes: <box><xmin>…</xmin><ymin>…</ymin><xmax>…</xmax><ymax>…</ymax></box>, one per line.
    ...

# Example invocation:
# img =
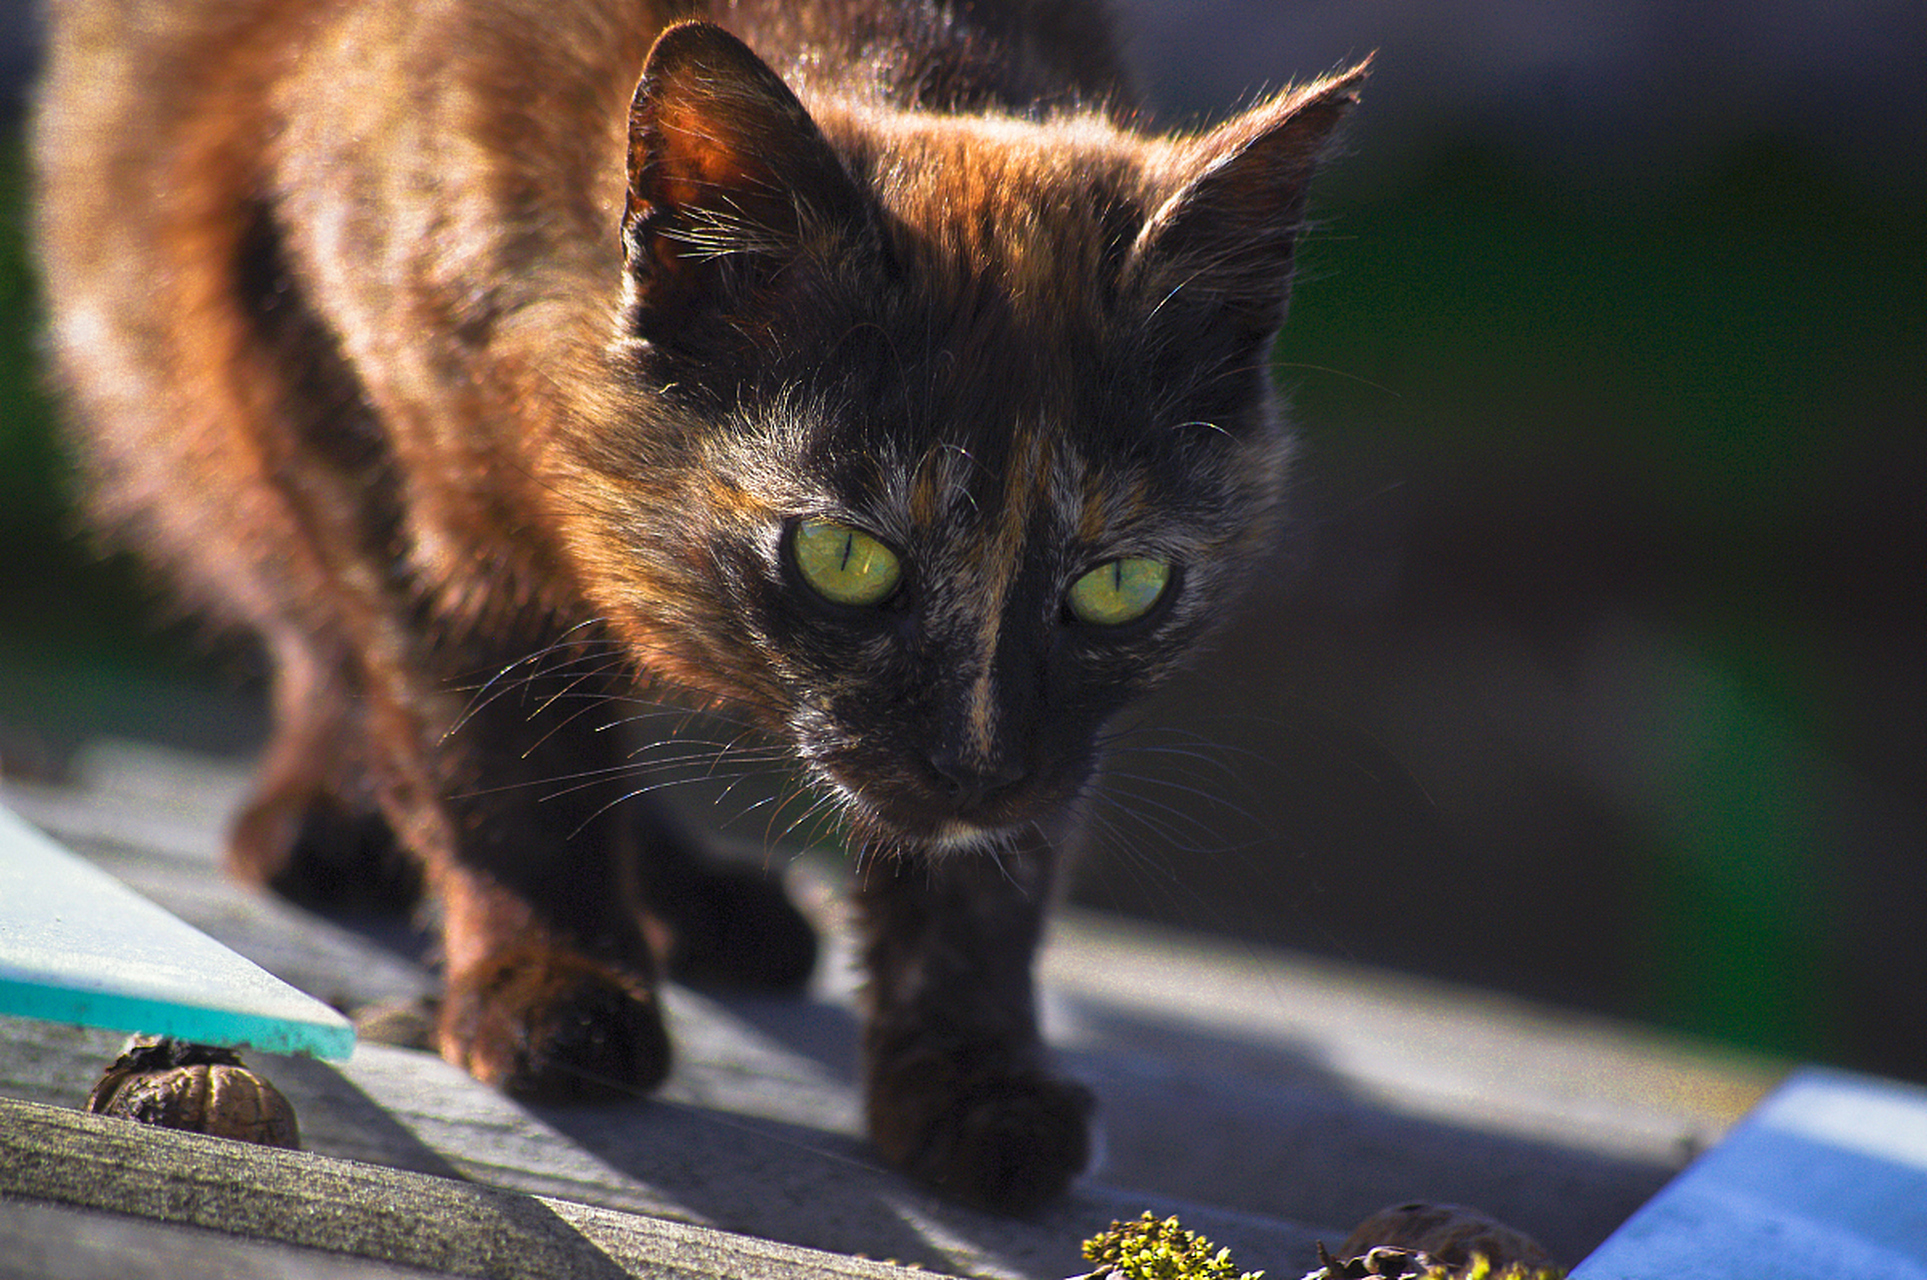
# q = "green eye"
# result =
<box><xmin>791</xmin><ymin>518</ymin><xmax>902</xmax><ymax>607</ymax></box>
<box><xmin>1067</xmin><ymin>557</ymin><xmax>1172</xmax><ymax>626</ymax></box>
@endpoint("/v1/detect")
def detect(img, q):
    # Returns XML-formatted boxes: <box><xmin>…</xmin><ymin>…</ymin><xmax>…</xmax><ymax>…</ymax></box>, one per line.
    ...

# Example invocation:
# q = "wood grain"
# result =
<box><xmin>0</xmin><ymin>1096</ymin><xmax>933</xmax><ymax>1279</ymax></box>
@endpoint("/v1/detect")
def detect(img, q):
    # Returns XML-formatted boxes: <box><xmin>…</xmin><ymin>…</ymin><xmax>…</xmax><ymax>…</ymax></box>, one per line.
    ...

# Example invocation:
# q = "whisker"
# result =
<box><xmin>565</xmin><ymin>766</ymin><xmax>784</xmax><ymax>840</ymax></box>
<box><xmin>1088</xmin><ymin>785</ymin><xmax>1237</xmax><ymax>856</ymax></box>
<box><xmin>1095</xmin><ymin>767</ymin><xmax>1272</xmax><ymax>839</ymax></box>
<box><xmin>444</xmin><ymin>621</ymin><xmax>618</xmax><ymax>737</ymax></box>
<box><xmin>776</xmin><ymin>789</ymin><xmax>845</xmax><ymax>848</ymax></box>
<box><xmin>449</xmin><ymin>741</ymin><xmax>790</xmax><ymax>803</ymax></box>
<box><xmin>518</xmin><ymin>670</ymin><xmax>655</xmax><ymax>758</ymax></box>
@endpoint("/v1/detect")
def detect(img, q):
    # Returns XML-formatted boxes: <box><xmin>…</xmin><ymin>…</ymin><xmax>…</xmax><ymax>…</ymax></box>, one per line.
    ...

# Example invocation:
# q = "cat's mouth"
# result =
<box><xmin>805</xmin><ymin>754</ymin><xmax>1086</xmax><ymax>854</ymax></box>
<box><xmin>840</xmin><ymin>796</ymin><xmax>1036</xmax><ymax>855</ymax></box>
<box><xmin>789</xmin><ymin>706</ymin><xmax>1094</xmax><ymax>851</ymax></box>
<box><xmin>927</xmin><ymin>819</ymin><xmax>1022</xmax><ymax>854</ymax></box>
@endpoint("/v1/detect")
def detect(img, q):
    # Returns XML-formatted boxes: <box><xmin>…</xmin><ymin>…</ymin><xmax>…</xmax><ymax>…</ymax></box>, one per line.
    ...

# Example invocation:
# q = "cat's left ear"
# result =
<box><xmin>1128</xmin><ymin>58</ymin><xmax>1370</xmax><ymax>344</ymax></box>
<box><xmin>622</xmin><ymin>22</ymin><xmax>875</xmax><ymax>343</ymax></box>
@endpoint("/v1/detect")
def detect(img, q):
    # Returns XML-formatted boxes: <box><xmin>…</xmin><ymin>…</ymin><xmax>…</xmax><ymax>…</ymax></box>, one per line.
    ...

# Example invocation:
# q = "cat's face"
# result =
<box><xmin>561</xmin><ymin>22</ymin><xmax>1363</xmax><ymax>853</ymax></box>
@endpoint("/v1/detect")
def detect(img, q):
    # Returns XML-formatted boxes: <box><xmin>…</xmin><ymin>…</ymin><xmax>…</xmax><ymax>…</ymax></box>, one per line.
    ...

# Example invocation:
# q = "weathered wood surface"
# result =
<box><xmin>0</xmin><ymin>1017</ymin><xmax>1337</xmax><ymax>1280</ymax></box>
<box><xmin>7</xmin><ymin>1199</ymin><xmax>436</xmax><ymax>1280</ymax></box>
<box><xmin>0</xmin><ymin>740</ymin><xmax>1787</xmax><ymax>1275</ymax></box>
<box><xmin>0</xmin><ymin>1096</ymin><xmax>928</xmax><ymax>1280</ymax></box>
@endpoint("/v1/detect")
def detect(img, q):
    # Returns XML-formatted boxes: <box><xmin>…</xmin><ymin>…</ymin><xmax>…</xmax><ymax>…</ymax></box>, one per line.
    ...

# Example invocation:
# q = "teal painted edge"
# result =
<box><xmin>0</xmin><ymin>799</ymin><xmax>356</xmax><ymax>1060</ymax></box>
<box><xmin>0</xmin><ymin>976</ymin><xmax>356</xmax><ymax>1060</ymax></box>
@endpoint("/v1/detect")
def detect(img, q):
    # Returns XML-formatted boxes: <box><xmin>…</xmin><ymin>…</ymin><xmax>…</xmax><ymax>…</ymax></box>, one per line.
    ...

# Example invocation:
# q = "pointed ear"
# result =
<box><xmin>1128</xmin><ymin>58</ymin><xmax>1369</xmax><ymax>344</ymax></box>
<box><xmin>623</xmin><ymin>22</ymin><xmax>873</xmax><ymax>341</ymax></box>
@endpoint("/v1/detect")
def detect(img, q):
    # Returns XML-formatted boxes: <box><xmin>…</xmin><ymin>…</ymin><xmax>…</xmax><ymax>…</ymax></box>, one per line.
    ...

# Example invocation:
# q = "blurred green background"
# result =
<box><xmin>2</xmin><ymin>4</ymin><xmax>1923</xmax><ymax>1081</ymax></box>
<box><xmin>1107</xmin><ymin>133</ymin><xmax>1926</xmax><ymax>1074</ymax></box>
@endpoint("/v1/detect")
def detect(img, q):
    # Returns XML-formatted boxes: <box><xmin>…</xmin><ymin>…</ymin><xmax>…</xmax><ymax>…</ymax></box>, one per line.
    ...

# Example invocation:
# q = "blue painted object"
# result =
<box><xmin>0</xmin><ymin>803</ymin><xmax>355</xmax><ymax>1059</ymax></box>
<box><xmin>1578</xmin><ymin>1067</ymin><xmax>1927</xmax><ymax>1275</ymax></box>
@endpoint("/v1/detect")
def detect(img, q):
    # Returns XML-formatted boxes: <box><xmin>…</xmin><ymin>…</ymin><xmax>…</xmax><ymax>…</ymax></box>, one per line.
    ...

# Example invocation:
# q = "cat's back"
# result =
<box><xmin>34</xmin><ymin>0</ymin><xmax>1126</xmax><ymax>301</ymax></box>
<box><xmin>35</xmin><ymin>0</ymin><xmax>679</xmax><ymax>349</ymax></box>
<box><xmin>32</xmin><ymin>0</ymin><xmax>686</xmax><ymax>608</ymax></box>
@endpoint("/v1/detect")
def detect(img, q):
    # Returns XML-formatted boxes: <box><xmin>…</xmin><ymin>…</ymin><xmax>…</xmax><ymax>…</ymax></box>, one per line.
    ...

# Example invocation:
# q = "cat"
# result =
<box><xmin>35</xmin><ymin>0</ymin><xmax>1364</xmax><ymax>1212</ymax></box>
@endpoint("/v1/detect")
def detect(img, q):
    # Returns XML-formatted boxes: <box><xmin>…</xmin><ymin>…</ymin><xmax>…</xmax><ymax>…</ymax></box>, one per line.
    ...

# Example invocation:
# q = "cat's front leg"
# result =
<box><xmin>855</xmin><ymin>836</ymin><xmax>1093</xmax><ymax>1214</ymax></box>
<box><xmin>371</xmin><ymin>656</ymin><xmax>675</xmax><ymax>1103</ymax></box>
<box><xmin>433</xmin><ymin>848</ymin><xmax>672</xmax><ymax>1103</ymax></box>
<box><xmin>228</xmin><ymin>628</ymin><xmax>421</xmax><ymax>912</ymax></box>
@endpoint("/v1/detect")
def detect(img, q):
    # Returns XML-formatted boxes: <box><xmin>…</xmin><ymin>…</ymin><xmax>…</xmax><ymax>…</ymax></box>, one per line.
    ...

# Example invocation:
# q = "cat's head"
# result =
<box><xmin>565</xmin><ymin>22</ymin><xmax>1364</xmax><ymax>854</ymax></box>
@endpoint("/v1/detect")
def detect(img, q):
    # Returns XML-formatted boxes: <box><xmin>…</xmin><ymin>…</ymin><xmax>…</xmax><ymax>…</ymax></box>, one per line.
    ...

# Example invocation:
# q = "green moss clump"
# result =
<box><xmin>1081</xmin><ymin>1212</ymin><xmax>1263</xmax><ymax>1280</ymax></box>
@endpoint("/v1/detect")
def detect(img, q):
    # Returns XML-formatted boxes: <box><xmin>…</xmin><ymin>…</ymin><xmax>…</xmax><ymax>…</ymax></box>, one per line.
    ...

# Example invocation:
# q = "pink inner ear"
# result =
<box><xmin>620</xmin><ymin>22</ymin><xmax>879</xmax><ymax>335</ymax></box>
<box><xmin>647</xmin><ymin>97</ymin><xmax>769</xmax><ymax>215</ymax></box>
<box><xmin>625</xmin><ymin>21</ymin><xmax>866</xmax><ymax>253</ymax></box>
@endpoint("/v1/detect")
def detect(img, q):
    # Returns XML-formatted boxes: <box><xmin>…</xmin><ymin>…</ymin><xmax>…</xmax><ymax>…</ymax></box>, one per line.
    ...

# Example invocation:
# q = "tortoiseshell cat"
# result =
<box><xmin>36</xmin><ymin>0</ymin><xmax>1363</xmax><ymax>1211</ymax></box>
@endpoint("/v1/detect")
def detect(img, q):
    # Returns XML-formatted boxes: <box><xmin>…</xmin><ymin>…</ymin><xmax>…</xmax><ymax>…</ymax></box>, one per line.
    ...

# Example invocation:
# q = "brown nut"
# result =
<box><xmin>87</xmin><ymin>1038</ymin><xmax>301</xmax><ymax>1149</ymax></box>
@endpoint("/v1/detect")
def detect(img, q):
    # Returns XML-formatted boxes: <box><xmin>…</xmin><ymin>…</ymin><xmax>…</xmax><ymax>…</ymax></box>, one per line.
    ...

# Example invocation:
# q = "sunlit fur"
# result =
<box><xmin>37</xmin><ymin>0</ymin><xmax>1363</xmax><ymax>1213</ymax></box>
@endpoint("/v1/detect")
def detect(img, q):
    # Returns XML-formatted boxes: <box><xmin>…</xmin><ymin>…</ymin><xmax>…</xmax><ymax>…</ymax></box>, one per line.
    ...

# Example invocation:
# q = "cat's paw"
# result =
<box><xmin>230</xmin><ymin>785</ymin><xmax>421</xmax><ymax>912</ymax></box>
<box><xmin>868</xmin><ymin>1041</ymin><xmax>1095</xmax><ymax>1214</ymax></box>
<box><xmin>650</xmin><ymin>862</ymin><xmax>819</xmax><ymax>992</ymax></box>
<box><xmin>439</xmin><ymin>945</ymin><xmax>671</xmax><ymax>1102</ymax></box>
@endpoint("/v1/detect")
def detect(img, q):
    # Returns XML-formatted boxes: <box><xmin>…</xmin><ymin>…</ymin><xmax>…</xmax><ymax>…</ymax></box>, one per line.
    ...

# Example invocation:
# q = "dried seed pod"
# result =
<box><xmin>1336</xmin><ymin>1203</ymin><xmax>1560</xmax><ymax>1279</ymax></box>
<box><xmin>87</xmin><ymin>1037</ymin><xmax>301</xmax><ymax>1149</ymax></box>
<box><xmin>1304</xmin><ymin>1241</ymin><xmax>1442</xmax><ymax>1280</ymax></box>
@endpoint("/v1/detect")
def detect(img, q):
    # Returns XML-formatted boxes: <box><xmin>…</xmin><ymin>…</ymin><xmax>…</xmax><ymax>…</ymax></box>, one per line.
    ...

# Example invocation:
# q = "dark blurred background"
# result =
<box><xmin>2</xmin><ymin>2</ymin><xmax>1923</xmax><ymax>1081</ymax></box>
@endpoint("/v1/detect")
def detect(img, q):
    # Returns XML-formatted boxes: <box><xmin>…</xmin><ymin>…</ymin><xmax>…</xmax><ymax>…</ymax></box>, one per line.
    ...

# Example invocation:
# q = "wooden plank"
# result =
<box><xmin>2</xmin><ymin>1199</ymin><xmax>433</xmax><ymax>1280</ymax></box>
<box><xmin>0</xmin><ymin>1020</ymin><xmax>1337</xmax><ymax>1280</ymax></box>
<box><xmin>0</xmin><ymin>1097</ymin><xmax>937</xmax><ymax>1280</ymax></box>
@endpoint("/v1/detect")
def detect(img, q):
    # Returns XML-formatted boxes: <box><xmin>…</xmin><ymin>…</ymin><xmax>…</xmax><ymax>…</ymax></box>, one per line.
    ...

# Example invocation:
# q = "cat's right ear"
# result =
<box><xmin>622</xmin><ymin>22</ymin><xmax>873</xmax><ymax>344</ymax></box>
<box><xmin>1127</xmin><ymin>59</ymin><xmax>1370</xmax><ymax>350</ymax></box>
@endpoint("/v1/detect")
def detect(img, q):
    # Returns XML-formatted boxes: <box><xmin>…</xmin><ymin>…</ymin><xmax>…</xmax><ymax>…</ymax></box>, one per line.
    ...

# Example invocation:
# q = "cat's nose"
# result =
<box><xmin>927</xmin><ymin>747</ymin><xmax>1028</xmax><ymax>811</ymax></box>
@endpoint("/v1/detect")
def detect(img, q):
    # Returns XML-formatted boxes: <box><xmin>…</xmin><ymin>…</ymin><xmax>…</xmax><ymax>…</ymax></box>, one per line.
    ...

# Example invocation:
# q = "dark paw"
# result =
<box><xmin>230</xmin><ymin>787</ymin><xmax>421</xmax><ymax>912</ymax></box>
<box><xmin>651</xmin><ymin>862</ymin><xmax>818</xmax><ymax>992</ymax></box>
<box><xmin>868</xmin><ymin>1041</ymin><xmax>1094</xmax><ymax>1214</ymax></box>
<box><xmin>440</xmin><ymin>945</ymin><xmax>671</xmax><ymax>1102</ymax></box>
